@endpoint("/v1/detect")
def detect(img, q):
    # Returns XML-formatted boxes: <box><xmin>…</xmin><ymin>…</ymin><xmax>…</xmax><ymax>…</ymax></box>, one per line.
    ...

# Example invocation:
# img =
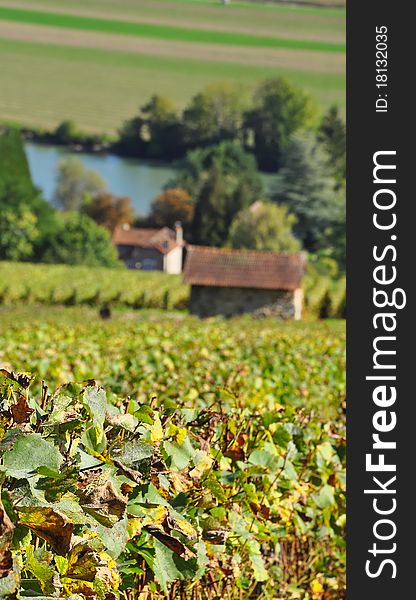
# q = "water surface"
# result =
<box><xmin>25</xmin><ymin>142</ymin><xmax>176</xmax><ymax>216</ymax></box>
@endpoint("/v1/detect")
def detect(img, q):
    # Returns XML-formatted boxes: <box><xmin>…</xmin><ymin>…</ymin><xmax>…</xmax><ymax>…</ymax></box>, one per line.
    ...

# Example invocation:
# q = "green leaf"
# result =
<box><xmin>53</xmin><ymin>496</ymin><xmax>97</xmax><ymax>526</ymax></box>
<box><xmin>248</xmin><ymin>449</ymin><xmax>281</xmax><ymax>471</ymax></box>
<box><xmin>82</xmin><ymin>386</ymin><xmax>106</xmax><ymax>431</ymax></box>
<box><xmin>1</xmin><ymin>434</ymin><xmax>62</xmax><ymax>479</ymax></box>
<box><xmin>317</xmin><ymin>484</ymin><xmax>336</xmax><ymax>509</ymax></box>
<box><xmin>47</xmin><ymin>394</ymin><xmax>79</xmax><ymax>426</ymax></box>
<box><xmin>0</xmin><ymin>565</ymin><xmax>20</xmax><ymax>598</ymax></box>
<box><xmin>194</xmin><ymin>540</ymin><xmax>209</xmax><ymax>580</ymax></box>
<box><xmin>25</xmin><ymin>545</ymin><xmax>57</xmax><ymax>595</ymax></box>
<box><xmin>81</xmin><ymin>423</ymin><xmax>106</xmax><ymax>454</ymax></box>
<box><xmin>204</xmin><ymin>474</ymin><xmax>226</xmax><ymax>502</ymax></box>
<box><xmin>54</xmin><ymin>555</ymin><xmax>68</xmax><ymax>576</ymax></box>
<box><xmin>111</xmin><ymin>440</ymin><xmax>153</xmax><ymax>467</ymax></box>
<box><xmin>152</xmin><ymin>540</ymin><xmax>197</xmax><ymax>593</ymax></box>
<box><xmin>77</xmin><ymin>449</ymin><xmax>103</xmax><ymax>471</ymax></box>
<box><xmin>36</xmin><ymin>463</ymin><xmax>79</xmax><ymax>502</ymax></box>
<box><xmin>152</xmin><ymin>539</ymin><xmax>181</xmax><ymax>593</ymax></box>
<box><xmin>273</xmin><ymin>425</ymin><xmax>291</xmax><ymax>449</ymax></box>
<box><xmin>316</xmin><ymin>442</ymin><xmax>334</xmax><ymax>468</ymax></box>
<box><xmin>163</xmin><ymin>437</ymin><xmax>194</xmax><ymax>471</ymax></box>
<box><xmin>134</xmin><ymin>405</ymin><xmax>154</xmax><ymax>426</ymax></box>
<box><xmin>249</xmin><ymin>552</ymin><xmax>269</xmax><ymax>582</ymax></box>
<box><xmin>91</xmin><ymin>516</ymin><xmax>128</xmax><ymax>559</ymax></box>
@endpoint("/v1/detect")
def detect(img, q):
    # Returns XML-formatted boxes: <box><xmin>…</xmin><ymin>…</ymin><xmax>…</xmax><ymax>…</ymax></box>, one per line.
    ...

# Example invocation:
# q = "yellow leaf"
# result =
<box><xmin>173</xmin><ymin>517</ymin><xmax>197</xmax><ymax>539</ymax></box>
<box><xmin>97</xmin><ymin>551</ymin><xmax>120</xmax><ymax>590</ymax></box>
<box><xmin>175</xmin><ymin>427</ymin><xmax>187</xmax><ymax>447</ymax></box>
<box><xmin>311</xmin><ymin>578</ymin><xmax>324</xmax><ymax>594</ymax></box>
<box><xmin>127</xmin><ymin>518</ymin><xmax>143</xmax><ymax>539</ymax></box>
<box><xmin>171</xmin><ymin>471</ymin><xmax>191</xmax><ymax>493</ymax></box>
<box><xmin>143</xmin><ymin>505</ymin><xmax>168</xmax><ymax>527</ymax></box>
<box><xmin>190</xmin><ymin>451</ymin><xmax>213</xmax><ymax>479</ymax></box>
<box><xmin>150</xmin><ymin>415</ymin><xmax>164</xmax><ymax>442</ymax></box>
<box><xmin>17</xmin><ymin>506</ymin><xmax>73</xmax><ymax>556</ymax></box>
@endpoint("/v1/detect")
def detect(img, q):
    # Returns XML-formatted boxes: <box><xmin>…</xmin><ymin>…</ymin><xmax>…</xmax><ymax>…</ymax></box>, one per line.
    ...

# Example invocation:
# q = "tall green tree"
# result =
<box><xmin>41</xmin><ymin>212</ymin><xmax>120</xmax><ymax>267</ymax></box>
<box><xmin>173</xmin><ymin>141</ymin><xmax>263</xmax><ymax>198</ymax></box>
<box><xmin>53</xmin><ymin>120</ymin><xmax>80</xmax><ymax>144</ymax></box>
<box><xmin>318</xmin><ymin>105</ymin><xmax>346</xmax><ymax>188</ymax></box>
<box><xmin>228</xmin><ymin>201</ymin><xmax>300</xmax><ymax>252</ymax></box>
<box><xmin>272</xmin><ymin>133</ymin><xmax>344</xmax><ymax>255</ymax></box>
<box><xmin>0</xmin><ymin>127</ymin><xmax>57</xmax><ymax>261</ymax></box>
<box><xmin>190</xmin><ymin>162</ymin><xmax>231</xmax><ymax>247</ymax></box>
<box><xmin>118</xmin><ymin>95</ymin><xmax>183</xmax><ymax>158</ymax></box>
<box><xmin>0</xmin><ymin>127</ymin><xmax>39</xmax><ymax>215</ymax></box>
<box><xmin>245</xmin><ymin>77</ymin><xmax>317</xmax><ymax>172</ymax></box>
<box><xmin>53</xmin><ymin>157</ymin><xmax>106</xmax><ymax>212</ymax></box>
<box><xmin>172</xmin><ymin>142</ymin><xmax>263</xmax><ymax>246</ymax></box>
<box><xmin>141</xmin><ymin>95</ymin><xmax>182</xmax><ymax>157</ymax></box>
<box><xmin>0</xmin><ymin>127</ymin><xmax>34</xmax><ymax>190</ymax></box>
<box><xmin>182</xmin><ymin>82</ymin><xmax>249</xmax><ymax>147</ymax></box>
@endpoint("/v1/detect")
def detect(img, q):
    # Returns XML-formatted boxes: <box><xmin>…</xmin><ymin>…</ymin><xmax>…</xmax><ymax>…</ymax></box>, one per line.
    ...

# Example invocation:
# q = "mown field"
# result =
<box><xmin>0</xmin><ymin>306</ymin><xmax>345</xmax><ymax>598</ymax></box>
<box><xmin>0</xmin><ymin>0</ymin><xmax>345</xmax><ymax>133</ymax></box>
<box><xmin>0</xmin><ymin>261</ymin><xmax>346</xmax><ymax>317</ymax></box>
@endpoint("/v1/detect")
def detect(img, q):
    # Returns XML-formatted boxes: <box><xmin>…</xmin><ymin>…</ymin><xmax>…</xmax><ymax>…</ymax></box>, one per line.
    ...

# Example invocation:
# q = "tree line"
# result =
<box><xmin>115</xmin><ymin>78</ymin><xmax>320</xmax><ymax>172</ymax></box>
<box><xmin>45</xmin><ymin>78</ymin><xmax>344</xmax><ymax>178</ymax></box>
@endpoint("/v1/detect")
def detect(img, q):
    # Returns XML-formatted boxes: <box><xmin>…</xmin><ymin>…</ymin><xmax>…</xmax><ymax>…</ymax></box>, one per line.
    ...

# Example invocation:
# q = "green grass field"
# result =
<box><xmin>0</xmin><ymin>0</ymin><xmax>345</xmax><ymax>133</ymax></box>
<box><xmin>0</xmin><ymin>7</ymin><xmax>344</xmax><ymax>52</ymax></box>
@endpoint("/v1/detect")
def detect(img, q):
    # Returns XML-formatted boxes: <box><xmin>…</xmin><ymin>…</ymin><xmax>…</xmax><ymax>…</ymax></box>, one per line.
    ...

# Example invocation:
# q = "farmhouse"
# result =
<box><xmin>184</xmin><ymin>246</ymin><xmax>306</xmax><ymax>319</ymax></box>
<box><xmin>112</xmin><ymin>222</ymin><xmax>185</xmax><ymax>273</ymax></box>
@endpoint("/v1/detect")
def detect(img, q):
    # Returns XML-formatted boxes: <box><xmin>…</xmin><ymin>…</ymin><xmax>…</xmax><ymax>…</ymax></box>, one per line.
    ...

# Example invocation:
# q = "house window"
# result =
<box><xmin>142</xmin><ymin>258</ymin><xmax>158</xmax><ymax>270</ymax></box>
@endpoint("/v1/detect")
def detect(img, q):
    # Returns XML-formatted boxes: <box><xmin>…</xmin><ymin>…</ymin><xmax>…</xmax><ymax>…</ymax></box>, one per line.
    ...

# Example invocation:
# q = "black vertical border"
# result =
<box><xmin>347</xmin><ymin>1</ymin><xmax>414</xmax><ymax>597</ymax></box>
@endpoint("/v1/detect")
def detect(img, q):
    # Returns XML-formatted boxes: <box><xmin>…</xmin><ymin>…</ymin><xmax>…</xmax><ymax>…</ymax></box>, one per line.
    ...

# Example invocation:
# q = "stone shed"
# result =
<box><xmin>183</xmin><ymin>246</ymin><xmax>306</xmax><ymax>319</ymax></box>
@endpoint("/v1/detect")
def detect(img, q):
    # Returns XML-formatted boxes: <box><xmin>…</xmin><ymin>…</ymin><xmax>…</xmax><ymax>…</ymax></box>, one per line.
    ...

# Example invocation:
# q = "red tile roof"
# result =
<box><xmin>184</xmin><ymin>246</ymin><xmax>306</xmax><ymax>291</ymax></box>
<box><xmin>112</xmin><ymin>226</ymin><xmax>182</xmax><ymax>255</ymax></box>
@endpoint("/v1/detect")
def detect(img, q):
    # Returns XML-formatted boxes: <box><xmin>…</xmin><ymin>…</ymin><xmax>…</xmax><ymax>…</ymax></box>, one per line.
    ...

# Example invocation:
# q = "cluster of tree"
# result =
<box><xmin>0</xmin><ymin>128</ymin><xmax>121</xmax><ymax>267</ymax></box>
<box><xmin>146</xmin><ymin>123</ymin><xmax>345</xmax><ymax>268</ymax></box>
<box><xmin>1</xmin><ymin>80</ymin><xmax>345</xmax><ymax>272</ymax></box>
<box><xmin>116</xmin><ymin>78</ymin><xmax>317</xmax><ymax>172</ymax></box>
<box><xmin>113</xmin><ymin>78</ymin><xmax>345</xmax><ymax>269</ymax></box>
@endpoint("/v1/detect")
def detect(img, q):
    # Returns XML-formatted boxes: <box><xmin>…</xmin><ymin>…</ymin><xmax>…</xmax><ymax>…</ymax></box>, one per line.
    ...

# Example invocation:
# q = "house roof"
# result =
<box><xmin>183</xmin><ymin>246</ymin><xmax>306</xmax><ymax>291</ymax></box>
<box><xmin>112</xmin><ymin>226</ymin><xmax>182</xmax><ymax>255</ymax></box>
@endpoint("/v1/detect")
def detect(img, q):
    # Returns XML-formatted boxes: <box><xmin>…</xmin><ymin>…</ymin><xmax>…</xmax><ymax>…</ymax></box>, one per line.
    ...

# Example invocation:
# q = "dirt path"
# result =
<box><xmin>0</xmin><ymin>21</ymin><xmax>345</xmax><ymax>73</ymax></box>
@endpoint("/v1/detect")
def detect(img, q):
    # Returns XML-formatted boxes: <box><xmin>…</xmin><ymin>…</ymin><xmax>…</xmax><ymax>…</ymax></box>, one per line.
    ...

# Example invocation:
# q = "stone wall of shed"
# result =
<box><xmin>189</xmin><ymin>286</ymin><xmax>300</xmax><ymax>319</ymax></box>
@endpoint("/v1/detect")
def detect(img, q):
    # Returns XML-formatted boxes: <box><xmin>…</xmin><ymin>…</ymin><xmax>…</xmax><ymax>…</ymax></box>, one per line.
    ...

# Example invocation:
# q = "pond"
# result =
<box><xmin>25</xmin><ymin>142</ymin><xmax>274</xmax><ymax>217</ymax></box>
<box><xmin>25</xmin><ymin>142</ymin><xmax>177</xmax><ymax>216</ymax></box>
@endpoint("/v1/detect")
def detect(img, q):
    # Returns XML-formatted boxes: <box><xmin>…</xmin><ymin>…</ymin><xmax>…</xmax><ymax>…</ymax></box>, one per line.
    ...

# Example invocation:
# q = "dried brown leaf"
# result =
<box><xmin>17</xmin><ymin>506</ymin><xmax>73</xmax><ymax>555</ymax></box>
<box><xmin>10</xmin><ymin>394</ymin><xmax>33</xmax><ymax>424</ymax></box>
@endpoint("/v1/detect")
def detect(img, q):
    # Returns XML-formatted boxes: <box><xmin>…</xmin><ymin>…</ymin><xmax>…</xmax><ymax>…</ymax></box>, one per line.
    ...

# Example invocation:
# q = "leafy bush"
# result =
<box><xmin>0</xmin><ymin>365</ymin><xmax>345</xmax><ymax>599</ymax></box>
<box><xmin>228</xmin><ymin>201</ymin><xmax>300</xmax><ymax>252</ymax></box>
